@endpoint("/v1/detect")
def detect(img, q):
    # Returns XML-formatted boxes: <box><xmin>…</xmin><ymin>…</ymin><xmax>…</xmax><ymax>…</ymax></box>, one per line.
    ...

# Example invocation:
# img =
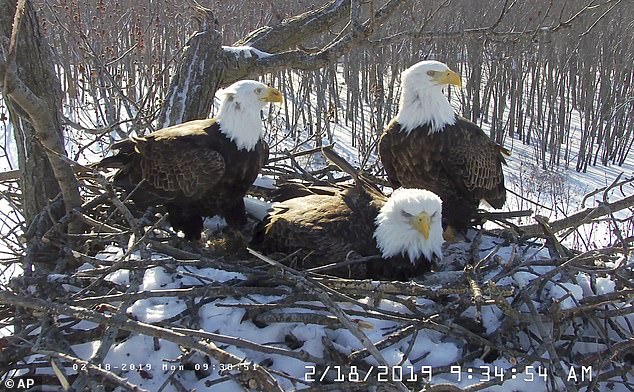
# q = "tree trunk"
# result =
<box><xmin>0</xmin><ymin>0</ymin><xmax>81</xmax><ymax>228</ymax></box>
<box><xmin>157</xmin><ymin>12</ymin><xmax>225</xmax><ymax>127</ymax></box>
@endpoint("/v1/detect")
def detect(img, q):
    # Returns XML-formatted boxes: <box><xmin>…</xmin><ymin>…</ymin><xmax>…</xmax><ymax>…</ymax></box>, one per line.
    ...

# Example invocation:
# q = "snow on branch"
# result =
<box><xmin>222</xmin><ymin>45</ymin><xmax>273</xmax><ymax>59</ymax></box>
<box><xmin>223</xmin><ymin>0</ymin><xmax>406</xmax><ymax>84</ymax></box>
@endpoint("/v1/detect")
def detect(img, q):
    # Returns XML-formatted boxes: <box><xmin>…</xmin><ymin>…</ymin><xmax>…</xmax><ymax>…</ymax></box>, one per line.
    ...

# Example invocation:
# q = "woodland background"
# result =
<box><xmin>1</xmin><ymin>0</ymin><xmax>633</xmax><ymax>226</ymax></box>
<box><xmin>0</xmin><ymin>1</ymin><xmax>633</xmax><ymax>391</ymax></box>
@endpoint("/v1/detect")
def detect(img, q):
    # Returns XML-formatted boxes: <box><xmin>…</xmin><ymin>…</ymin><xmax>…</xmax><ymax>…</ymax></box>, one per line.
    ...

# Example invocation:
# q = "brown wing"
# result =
<box><xmin>271</xmin><ymin>181</ymin><xmax>341</xmax><ymax>202</ymax></box>
<box><xmin>378</xmin><ymin>121</ymin><xmax>403</xmax><ymax>189</ymax></box>
<box><xmin>441</xmin><ymin>119</ymin><xmax>506</xmax><ymax>207</ymax></box>
<box><xmin>252</xmin><ymin>188</ymin><xmax>382</xmax><ymax>277</ymax></box>
<box><xmin>133</xmin><ymin>136</ymin><xmax>225</xmax><ymax>199</ymax></box>
<box><xmin>262</xmin><ymin>194</ymin><xmax>358</xmax><ymax>261</ymax></box>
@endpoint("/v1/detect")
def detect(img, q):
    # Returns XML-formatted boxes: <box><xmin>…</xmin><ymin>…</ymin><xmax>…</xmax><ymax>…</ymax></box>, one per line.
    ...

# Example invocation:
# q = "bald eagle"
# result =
<box><xmin>379</xmin><ymin>60</ymin><xmax>508</xmax><ymax>231</ymax></box>
<box><xmin>251</xmin><ymin>149</ymin><xmax>443</xmax><ymax>280</ymax></box>
<box><xmin>97</xmin><ymin>80</ymin><xmax>283</xmax><ymax>240</ymax></box>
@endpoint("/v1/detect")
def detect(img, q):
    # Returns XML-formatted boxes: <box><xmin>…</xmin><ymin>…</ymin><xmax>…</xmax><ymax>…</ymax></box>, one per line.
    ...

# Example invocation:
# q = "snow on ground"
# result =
<box><xmin>42</xmin><ymin>225</ymin><xmax>627</xmax><ymax>392</ymax></box>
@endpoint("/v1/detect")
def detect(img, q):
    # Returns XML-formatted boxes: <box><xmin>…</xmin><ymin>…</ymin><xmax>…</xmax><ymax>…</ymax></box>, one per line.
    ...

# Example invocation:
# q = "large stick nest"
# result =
<box><xmin>0</xmin><ymin>160</ymin><xmax>633</xmax><ymax>392</ymax></box>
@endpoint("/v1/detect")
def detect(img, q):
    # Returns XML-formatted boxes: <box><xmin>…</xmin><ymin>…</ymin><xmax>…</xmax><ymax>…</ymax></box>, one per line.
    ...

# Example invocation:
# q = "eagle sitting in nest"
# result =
<box><xmin>250</xmin><ymin>149</ymin><xmax>444</xmax><ymax>280</ymax></box>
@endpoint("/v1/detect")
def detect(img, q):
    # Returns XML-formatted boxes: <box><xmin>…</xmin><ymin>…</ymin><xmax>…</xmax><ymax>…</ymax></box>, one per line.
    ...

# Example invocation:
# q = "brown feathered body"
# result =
<box><xmin>251</xmin><ymin>178</ymin><xmax>434</xmax><ymax>280</ymax></box>
<box><xmin>98</xmin><ymin>119</ymin><xmax>268</xmax><ymax>239</ymax></box>
<box><xmin>379</xmin><ymin>117</ymin><xmax>507</xmax><ymax>230</ymax></box>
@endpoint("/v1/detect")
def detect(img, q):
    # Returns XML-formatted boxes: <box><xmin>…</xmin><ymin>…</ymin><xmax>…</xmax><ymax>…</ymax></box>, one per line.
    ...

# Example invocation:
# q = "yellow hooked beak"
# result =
<box><xmin>261</xmin><ymin>87</ymin><xmax>284</xmax><ymax>103</ymax></box>
<box><xmin>433</xmin><ymin>69</ymin><xmax>462</xmax><ymax>89</ymax></box>
<box><xmin>410</xmin><ymin>212</ymin><xmax>431</xmax><ymax>240</ymax></box>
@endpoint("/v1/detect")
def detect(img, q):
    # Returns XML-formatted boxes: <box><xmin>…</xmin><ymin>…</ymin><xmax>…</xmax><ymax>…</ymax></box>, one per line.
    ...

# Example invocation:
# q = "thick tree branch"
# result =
<box><xmin>519</xmin><ymin>193</ymin><xmax>634</xmax><ymax>238</ymax></box>
<box><xmin>223</xmin><ymin>0</ymin><xmax>407</xmax><ymax>84</ymax></box>
<box><xmin>1</xmin><ymin>0</ymin><xmax>82</xmax><ymax>230</ymax></box>
<box><xmin>157</xmin><ymin>28</ymin><xmax>224</xmax><ymax>126</ymax></box>
<box><xmin>6</xmin><ymin>0</ymin><xmax>28</xmax><ymax>62</ymax></box>
<box><xmin>0</xmin><ymin>61</ymin><xmax>82</xmax><ymax>221</ymax></box>
<box><xmin>234</xmin><ymin>0</ymin><xmax>351</xmax><ymax>53</ymax></box>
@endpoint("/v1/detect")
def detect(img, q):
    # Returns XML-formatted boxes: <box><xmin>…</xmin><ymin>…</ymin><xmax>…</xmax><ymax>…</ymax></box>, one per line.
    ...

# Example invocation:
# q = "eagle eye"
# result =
<box><xmin>255</xmin><ymin>87</ymin><xmax>263</xmax><ymax>94</ymax></box>
<box><xmin>430</xmin><ymin>211</ymin><xmax>438</xmax><ymax>219</ymax></box>
<box><xmin>401</xmin><ymin>210</ymin><xmax>413</xmax><ymax>218</ymax></box>
<box><xmin>426</xmin><ymin>70</ymin><xmax>437</xmax><ymax>77</ymax></box>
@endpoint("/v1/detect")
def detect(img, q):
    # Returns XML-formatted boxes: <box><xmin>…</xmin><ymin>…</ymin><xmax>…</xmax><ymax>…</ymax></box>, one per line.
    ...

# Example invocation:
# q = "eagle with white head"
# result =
<box><xmin>251</xmin><ymin>148</ymin><xmax>444</xmax><ymax>280</ymax></box>
<box><xmin>374</xmin><ymin>187</ymin><xmax>443</xmax><ymax>263</ymax></box>
<box><xmin>379</xmin><ymin>60</ymin><xmax>508</xmax><ymax>232</ymax></box>
<box><xmin>96</xmin><ymin>80</ymin><xmax>283</xmax><ymax>240</ymax></box>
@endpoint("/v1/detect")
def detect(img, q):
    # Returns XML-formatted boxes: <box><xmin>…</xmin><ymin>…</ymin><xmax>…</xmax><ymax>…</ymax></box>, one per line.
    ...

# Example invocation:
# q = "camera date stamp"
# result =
<box><xmin>3</xmin><ymin>361</ymin><xmax>258</xmax><ymax>390</ymax></box>
<box><xmin>69</xmin><ymin>361</ymin><xmax>256</xmax><ymax>373</ymax></box>
<box><xmin>304</xmin><ymin>364</ymin><xmax>594</xmax><ymax>384</ymax></box>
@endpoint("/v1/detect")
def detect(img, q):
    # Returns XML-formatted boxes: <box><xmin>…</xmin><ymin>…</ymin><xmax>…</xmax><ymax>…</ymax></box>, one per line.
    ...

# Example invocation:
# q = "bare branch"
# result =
<box><xmin>519</xmin><ymin>193</ymin><xmax>634</xmax><ymax>238</ymax></box>
<box><xmin>579</xmin><ymin>0</ymin><xmax>623</xmax><ymax>37</ymax></box>
<box><xmin>224</xmin><ymin>0</ymin><xmax>408</xmax><ymax>83</ymax></box>
<box><xmin>235</xmin><ymin>0</ymin><xmax>352</xmax><ymax>53</ymax></box>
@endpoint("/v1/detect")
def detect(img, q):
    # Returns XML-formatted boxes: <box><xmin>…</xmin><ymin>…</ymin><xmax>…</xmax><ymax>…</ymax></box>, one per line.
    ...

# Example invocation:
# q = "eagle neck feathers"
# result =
<box><xmin>217</xmin><ymin>99</ymin><xmax>264</xmax><ymax>151</ymax></box>
<box><xmin>395</xmin><ymin>86</ymin><xmax>456</xmax><ymax>134</ymax></box>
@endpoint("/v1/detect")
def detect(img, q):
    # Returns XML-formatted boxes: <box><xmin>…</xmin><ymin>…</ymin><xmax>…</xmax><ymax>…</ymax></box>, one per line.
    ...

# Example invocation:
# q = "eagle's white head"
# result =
<box><xmin>373</xmin><ymin>188</ymin><xmax>444</xmax><ymax>264</ymax></box>
<box><xmin>396</xmin><ymin>60</ymin><xmax>462</xmax><ymax>134</ymax></box>
<box><xmin>217</xmin><ymin>80</ymin><xmax>283</xmax><ymax>151</ymax></box>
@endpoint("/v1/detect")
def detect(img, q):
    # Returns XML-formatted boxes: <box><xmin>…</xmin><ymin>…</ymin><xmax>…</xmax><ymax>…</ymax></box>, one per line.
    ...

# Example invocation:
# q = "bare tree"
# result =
<box><xmin>1</xmin><ymin>2</ymin><xmax>633</xmax><ymax>391</ymax></box>
<box><xmin>0</xmin><ymin>0</ymin><xmax>630</xmax><ymax>248</ymax></box>
<box><xmin>18</xmin><ymin>0</ymin><xmax>630</xmax><ymax>172</ymax></box>
<box><xmin>0</xmin><ymin>0</ymin><xmax>81</xmax><ymax>231</ymax></box>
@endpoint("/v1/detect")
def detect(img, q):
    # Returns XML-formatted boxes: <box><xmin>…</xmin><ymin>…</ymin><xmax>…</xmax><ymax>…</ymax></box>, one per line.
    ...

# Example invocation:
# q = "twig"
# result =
<box><xmin>534</xmin><ymin>215</ymin><xmax>571</xmax><ymax>258</ymax></box>
<box><xmin>0</xmin><ymin>290</ymin><xmax>284</xmax><ymax>392</ymax></box>
<box><xmin>267</xmin><ymin>144</ymin><xmax>333</xmax><ymax>164</ymax></box>
<box><xmin>247</xmin><ymin>248</ymin><xmax>410</xmax><ymax>392</ymax></box>
<box><xmin>520</xmin><ymin>291</ymin><xmax>577</xmax><ymax>392</ymax></box>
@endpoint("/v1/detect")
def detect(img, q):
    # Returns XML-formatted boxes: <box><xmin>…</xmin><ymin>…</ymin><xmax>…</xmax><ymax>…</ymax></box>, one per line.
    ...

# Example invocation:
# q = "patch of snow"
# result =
<box><xmin>72</xmin><ymin>341</ymin><xmax>100</xmax><ymax>360</ymax></box>
<box><xmin>102</xmin><ymin>335</ymin><xmax>186</xmax><ymax>389</ymax></box>
<box><xmin>77</xmin><ymin>263</ymin><xmax>95</xmax><ymax>272</ymax></box>
<box><xmin>253</xmin><ymin>174</ymin><xmax>276</xmax><ymax>189</ymax></box>
<box><xmin>244</xmin><ymin>196</ymin><xmax>273</xmax><ymax>221</ymax></box>
<box><xmin>203</xmin><ymin>215</ymin><xmax>228</xmax><ymax>232</ymax></box>
<box><xmin>513</xmin><ymin>271</ymin><xmax>540</xmax><ymax>287</ymax></box>
<box><xmin>595</xmin><ymin>277</ymin><xmax>616</xmax><ymax>294</ymax></box>
<box><xmin>222</xmin><ymin>45</ymin><xmax>273</xmax><ymax>59</ymax></box>
<box><xmin>575</xmin><ymin>272</ymin><xmax>594</xmax><ymax>296</ymax></box>
<box><xmin>106</xmin><ymin>269</ymin><xmax>130</xmax><ymax>285</ymax></box>
<box><xmin>177</xmin><ymin>266</ymin><xmax>245</xmax><ymax>284</ymax></box>
<box><xmin>129</xmin><ymin>298</ymin><xmax>186</xmax><ymax>323</ymax></box>
<box><xmin>481</xmin><ymin>306</ymin><xmax>504</xmax><ymax>335</ymax></box>
<box><xmin>549</xmin><ymin>282</ymin><xmax>584</xmax><ymax>310</ymax></box>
